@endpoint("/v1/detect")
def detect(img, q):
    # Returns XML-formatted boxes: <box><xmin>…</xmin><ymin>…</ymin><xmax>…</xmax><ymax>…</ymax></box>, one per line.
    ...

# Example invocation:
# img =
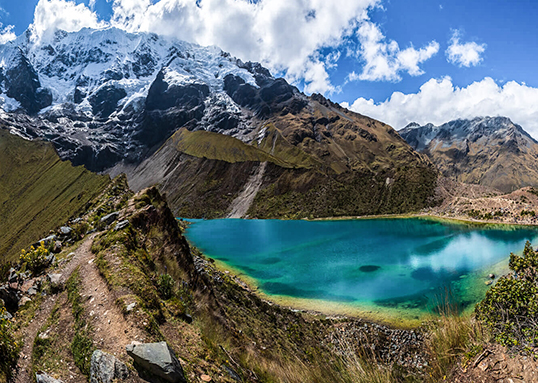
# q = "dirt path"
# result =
<box><xmin>78</xmin><ymin>245</ymin><xmax>145</xmax><ymax>361</ymax></box>
<box><xmin>13</xmin><ymin>234</ymin><xmax>97</xmax><ymax>383</ymax></box>
<box><xmin>227</xmin><ymin>161</ymin><xmax>267</xmax><ymax>219</ymax></box>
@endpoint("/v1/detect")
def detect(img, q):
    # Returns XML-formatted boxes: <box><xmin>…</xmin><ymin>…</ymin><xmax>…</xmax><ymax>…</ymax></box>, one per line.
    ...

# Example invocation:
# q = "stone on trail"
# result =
<box><xmin>126</xmin><ymin>341</ymin><xmax>186</xmax><ymax>383</ymax></box>
<box><xmin>36</xmin><ymin>372</ymin><xmax>64</xmax><ymax>383</ymax></box>
<box><xmin>90</xmin><ymin>350</ymin><xmax>129</xmax><ymax>383</ymax></box>
<box><xmin>101</xmin><ymin>212</ymin><xmax>120</xmax><ymax>225</ymax></box>
<box><xmin>47</xmin><ymin>273</ymin><xmax>62</xmax><ymax>285</ymax></box>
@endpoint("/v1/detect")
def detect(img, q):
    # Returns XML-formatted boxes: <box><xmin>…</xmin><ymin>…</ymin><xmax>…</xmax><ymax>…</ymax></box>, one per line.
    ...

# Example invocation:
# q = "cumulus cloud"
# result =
<box><xmin>27</xmin><ymin>0</ymin><xmax>442</xmax><ymax>93</ymax></box>
<box><xmin>30</xmin><ymin>0</ymin><xmax>107</xmax><ymax>42</ymax></box>
<box><xmin>446</xmin><ymin>29</ymin><xmax>486</xmax><ymax>67</ymax></box>
<box><xmin>27</xmin><ymin>0</ymin><xmax>386</xmax><ymax>93</ymax></box>
<box><xmin>0</xmin><ymin>24</ymin><xmax>16</xmax><ymax>44</ymax></box>
<box><xmin>342</xmin><ymin>77</ymin><xmax>538</xmax><ymax>138</ymax></box>
<box><xmin>108</xmin><ymin>0</ymin><xmax>386</xmax><ymax>93</ymax></box>
<box><xmin>353</xmin><ymin>21</ymin><xmax>439</xmax><ymax>81</ymax></box>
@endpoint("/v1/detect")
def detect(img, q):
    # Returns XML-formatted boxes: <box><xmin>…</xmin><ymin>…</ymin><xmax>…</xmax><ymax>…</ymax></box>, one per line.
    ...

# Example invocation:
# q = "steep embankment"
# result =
<box><xmin>400</xmin><ymin>117</ymin><xmax>538</xmax><ymax>193</ymax></box>
<box><xmin>0</xmin><ymin>129</ymin><xmax>109</xmax><ymax>262</ymax></box>
<box><xmin>3</xmin><ymin>183</ymin><xmax>430</xmax><ymax>383</ymax></box>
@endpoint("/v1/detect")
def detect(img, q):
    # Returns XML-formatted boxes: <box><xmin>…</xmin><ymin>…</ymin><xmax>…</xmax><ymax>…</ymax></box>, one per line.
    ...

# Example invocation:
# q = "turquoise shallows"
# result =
<box><xmin>183</xmin><ymin>218</ymin><xmax>538</xmax><ymax>315</ymax></box>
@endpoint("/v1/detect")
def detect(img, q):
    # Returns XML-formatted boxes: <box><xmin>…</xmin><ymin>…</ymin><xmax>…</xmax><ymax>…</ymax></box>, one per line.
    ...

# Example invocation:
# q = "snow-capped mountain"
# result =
<box><xmin>399</xmin><ymin>117</ymin><xmax>538</xmax><ymax>192</ymax></box>
<box><xmin>0</xmin><ymin>26</ymin><xmax>439</xmax><ymax>218</ymax></box>
<box><xmin>0</xmin><ymin>27</ymin><xmax>302</xmax><ymax>170</ymax></box>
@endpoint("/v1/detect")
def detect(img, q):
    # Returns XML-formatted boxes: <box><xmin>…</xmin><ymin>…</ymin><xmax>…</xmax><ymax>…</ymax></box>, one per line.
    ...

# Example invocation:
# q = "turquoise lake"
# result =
<box><xmin>183</xmin><ymin>218</ymin><xmax>538</xmax><ymax>322</ymax></box>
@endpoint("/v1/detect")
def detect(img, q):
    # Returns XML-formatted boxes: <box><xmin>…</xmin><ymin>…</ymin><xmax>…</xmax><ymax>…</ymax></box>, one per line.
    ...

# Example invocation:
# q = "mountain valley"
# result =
<box><xmin>1</xmin><ymin>24</ymin><xmax>538</xmax><ymax>383</ymax></box>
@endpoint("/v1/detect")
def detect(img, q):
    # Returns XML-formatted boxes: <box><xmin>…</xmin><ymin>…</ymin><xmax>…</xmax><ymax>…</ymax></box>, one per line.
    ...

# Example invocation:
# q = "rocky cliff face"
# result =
<box><xmin>399</xmin><ymin>117</ymin><xmax>538</xmax><ymax>193</ymax></box>
<box><xmin>0</xmin><ymin>27</ymin><xmax>438</xmax><ymax>217</ymax></box>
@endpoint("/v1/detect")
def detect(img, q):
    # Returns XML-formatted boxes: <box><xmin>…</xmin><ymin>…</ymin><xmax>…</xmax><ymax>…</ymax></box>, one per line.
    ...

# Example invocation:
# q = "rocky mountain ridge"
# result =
<box><xmin>399</xmin><ymin>116</ymin><xmax>538</xmax><ymax>192</ymax></box>
<box><xmin>0</xmin><ymin>27</ymin><xmax>298</xmax><ymax>171</ymax></box>
<box><xmin>0</xmin><ymin>26</ymin><xmax>438</xmax><ymax>218</ymax></box>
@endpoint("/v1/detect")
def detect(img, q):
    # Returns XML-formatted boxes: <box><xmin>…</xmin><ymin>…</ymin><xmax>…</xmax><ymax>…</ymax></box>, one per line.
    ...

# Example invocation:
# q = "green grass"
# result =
<box><xmin>66</xmin><ymin>268</ymin><xmax>95</xmax><ymax>376</ymax></box>
<box><xmin>0</xmin><ymin>128</ymin><xmax>110</xmax><ymax>263</ymax></box>
<box><xmin>171</xmin><ymin>128</ymin><xmax>293</xmax><ymax>167</ymax></box>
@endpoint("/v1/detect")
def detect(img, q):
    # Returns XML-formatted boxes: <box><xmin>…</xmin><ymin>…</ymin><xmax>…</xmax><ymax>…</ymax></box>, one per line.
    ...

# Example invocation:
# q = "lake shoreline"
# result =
<box><xmin>310</xmin><ymin>212</ymin><xmax>538</xmax><ymax>228</ymax></box>
<box><xmin>181</xmin><ymin>215</ymin><xmax>535</xmax><ymax>328</ymax></box>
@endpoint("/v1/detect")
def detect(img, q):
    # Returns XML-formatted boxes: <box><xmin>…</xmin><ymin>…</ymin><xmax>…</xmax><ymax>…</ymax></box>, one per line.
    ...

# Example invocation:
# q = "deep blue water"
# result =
<box><xmin>183</xmin><ymin>218</ymin><xmax>538</xmax><ymax>316</ymax></box>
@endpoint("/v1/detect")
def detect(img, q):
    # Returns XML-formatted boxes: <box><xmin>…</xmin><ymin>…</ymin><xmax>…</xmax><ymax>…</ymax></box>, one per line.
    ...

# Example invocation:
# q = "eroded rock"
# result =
<box><xmin>101</xmin><ymin>212</ymin><xmax>119</xmax><ymax>225</ymax></box>
<box><xmin>36</xmin><ymin>372</ymin><xmax>64</xmax><ymax>383</ymax></box>
<box><xmin>90</xmin><ymin>350</ymin><xmax>129</xmax><ymax>383</ymax></box>
<box><xmin>126</xmin><ymin>341</ymin><xmax>186</xmax><ymax>383</ymax></box>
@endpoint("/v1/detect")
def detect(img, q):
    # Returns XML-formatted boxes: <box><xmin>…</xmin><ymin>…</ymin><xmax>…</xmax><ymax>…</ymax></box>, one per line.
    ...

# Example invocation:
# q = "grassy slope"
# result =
<box><xmin>146</xmin><ymin>100</ymin><xmax>438</xmax><ymax>219</ymax></box>
<box><xmin>0</xmin><ymin>129</ymin><xmax>109</xmax><ymax>262</ymax></box>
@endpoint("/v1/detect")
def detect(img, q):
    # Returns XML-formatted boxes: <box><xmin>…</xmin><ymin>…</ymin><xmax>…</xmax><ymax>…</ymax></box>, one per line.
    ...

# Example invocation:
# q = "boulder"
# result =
<box><xmin>115</xmin><ymin>220</ymin><xmax>129</xmax><ymax>231</ymax></box>
<box><xmin>60</xmin><ymin>226</ymin><xmax>73</xmax><ymax>235</ymax></box>
<box><xmin>126</xmin><ymin>342</ymin><xmax>186</xmax><ymax>383</ymax></box>
<box><xmin>36</xmin><ymin>372</ymin><xmax>64</xmax><ymax>383</ymax></box>
<box><xmin>19</xmin><ymin>296</ymin><xmax>32</xmax><ymax>307</ymax></box>
<box><xmin>53</xmin><ymin>241</ymin><xmax>63</xmax><ymax>253</ymax></box>
<box><xmin>101</xmin><ymin>212</ymin><xmax>119</xmax><ymax>225</ymax></box>
<box><xmin>90</xmin><ymin>350</ymin><xmax>129</xmax><ymax>383</ymax></box>
<box><xmin>0</xmin><ymin>285</ymin><xmax>20</xmax><ymax>311</ymax></box>
<box><xmin>36</xmin><ymin>234</ymin><xmax>57</xmax><ymax>247</ymax></box>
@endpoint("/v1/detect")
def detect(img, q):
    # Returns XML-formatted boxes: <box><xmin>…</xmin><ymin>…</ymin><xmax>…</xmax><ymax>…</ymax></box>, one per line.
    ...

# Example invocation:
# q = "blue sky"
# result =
<box><xmin>1</xmin><ymin>0</ymin><xmax>538</xmax><ymax>135</ymax></box>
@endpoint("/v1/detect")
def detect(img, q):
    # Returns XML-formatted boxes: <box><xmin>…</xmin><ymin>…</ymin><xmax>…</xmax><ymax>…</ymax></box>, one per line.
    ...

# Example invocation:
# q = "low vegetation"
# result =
<box><xmin>66</xmin><ymin>268</ymin><xmax>95</xmax><ymax>376</ymax></box>
<box><xmin>476</xmin><ymin>241</ymin><xmax>538</xmax><ymax>353</ymax></box>
<box><xmin>0</xmin><ymin>305</ymin><xmax>19</xmax><ymax>381</ymax></box>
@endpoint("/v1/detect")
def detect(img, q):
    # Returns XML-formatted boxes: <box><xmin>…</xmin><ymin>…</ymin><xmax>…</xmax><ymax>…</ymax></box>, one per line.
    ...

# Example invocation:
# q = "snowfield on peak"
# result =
<box><xmin>0</xmin><ymin>26</ymin><xmax>282</xmax><ymax>171</ymax></box>
<box><xmin>16</xmin><ymin>27</ymin><xmax>258</xmax><ymax>117</ymax></box>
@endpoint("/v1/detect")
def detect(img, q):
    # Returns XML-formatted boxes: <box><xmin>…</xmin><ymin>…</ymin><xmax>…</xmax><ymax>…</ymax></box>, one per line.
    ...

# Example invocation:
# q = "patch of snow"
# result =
<box><xmin>257</xmin><ymin>127</ymin><xmax>268</xmax><ymax>144</ymax></box>
<box><xmin>0</xmin><ymin>93</ymin><xmax>21</xmax><ymax>112</ymax></box>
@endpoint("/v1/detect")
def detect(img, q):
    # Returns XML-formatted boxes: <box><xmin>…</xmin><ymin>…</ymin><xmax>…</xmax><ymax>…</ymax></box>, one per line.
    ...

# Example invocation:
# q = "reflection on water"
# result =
<box><xmin>184</xmin><ymin>218</ymin><xmax>538</xmax><ymax>315</ymax></box>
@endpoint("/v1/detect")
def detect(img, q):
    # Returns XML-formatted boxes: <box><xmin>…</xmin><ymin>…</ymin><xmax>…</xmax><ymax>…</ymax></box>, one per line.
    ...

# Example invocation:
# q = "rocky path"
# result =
<box><xmin>13</xmin><ymin>234</ymin><xmax>97</xmax><ymax>383</ymax></box>
<box><xmin>227</xmin><ymin>161</ymin><xmax>267</xmax><ymax>219</ymax></box>
<box><xmin>78</xmin><ymin>245</ymin><xmax>145</xmax><ymax>362</ymax></box>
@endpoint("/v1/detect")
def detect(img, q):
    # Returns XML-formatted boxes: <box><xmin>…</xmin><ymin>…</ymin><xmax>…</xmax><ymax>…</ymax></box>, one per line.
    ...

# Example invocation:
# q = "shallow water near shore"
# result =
<box><xmin>183</xmin><ymin>217</ymin><xmax>538</xmax><ymax>324</ymax></box>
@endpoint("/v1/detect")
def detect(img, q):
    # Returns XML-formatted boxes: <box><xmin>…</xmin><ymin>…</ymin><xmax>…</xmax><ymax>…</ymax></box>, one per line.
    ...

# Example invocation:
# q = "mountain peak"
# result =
<box><xmin>399</xmin><ymin>116</ymin><xmax>538</xmax><ymax>192</ymax></box>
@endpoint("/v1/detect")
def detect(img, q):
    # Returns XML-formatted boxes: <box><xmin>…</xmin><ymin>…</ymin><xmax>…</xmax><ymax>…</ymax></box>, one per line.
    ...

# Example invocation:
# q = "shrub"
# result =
<box><xmin>0</xmin><ymin>305</ymin><xmax>19</xmax><ymax>380</ymax></box>
<box><xmin>19</xmin><ymin>241</ymin><xmax>50</xmax><ymax>275</ymax></box>
<box><xmin>158</xmin><ymin>274</ymin><xmax>174</xmax><ymax>300</ymax></box>
<box><xmin>476</xmin><ymin>241</ymin><xmax>538</xmax><ymax>353</ymax></box>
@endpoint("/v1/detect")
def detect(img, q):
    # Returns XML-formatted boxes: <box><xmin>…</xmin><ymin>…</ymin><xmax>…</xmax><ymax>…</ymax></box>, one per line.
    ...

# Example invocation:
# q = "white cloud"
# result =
<box><xmin>446</xmin><ymin>29</ymin><xmax>486</xmax><ymax>67</ymax></box>
<box><xmin>27</xmin><ymin>0</ymin><xmax>441</xmax><ymax>94</ymax></box>
<box><xmin>342</xmin><ymin>77</ymin><xmax>538</xmax><ymax>139</ymax></box>
<box><xmin>28</xmin><ymin>0</ymin><xmax>384</xmax><ymax>94</ymax></box>
<box><xmin>108</xmin><ymin>0</ymin><xmax>386</xmax><ymax>94</ymax></box>
<box><xmin>346</xmin><ymin>71</ymin><xmax>360</xmax><ymax>82</ymax></box>
<box><xmin>0</xmin><ymin>25</ymin><xmax>16</xmax><ymax>44</ymax></box>
<box><xmin>30</xmin><ymin>0</ymin><xmax>107</xmax><ymax>42</ymax></box>
<box><xmin>353</xmin><ymin>21</ymin><xmax>439</xmax><ymax>82</ymax></box>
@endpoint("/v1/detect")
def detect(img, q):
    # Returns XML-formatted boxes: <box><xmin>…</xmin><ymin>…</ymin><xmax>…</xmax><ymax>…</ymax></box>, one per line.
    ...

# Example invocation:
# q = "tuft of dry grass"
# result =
<box><xmin>335</xmin><ymin>333</ymin><xmax>397</xmax><ymax>383</ymax></box>
<box><xmin>424</xmin><ymin>294</ymin><xmax>490</xmax><ymax>382</ymax></box>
